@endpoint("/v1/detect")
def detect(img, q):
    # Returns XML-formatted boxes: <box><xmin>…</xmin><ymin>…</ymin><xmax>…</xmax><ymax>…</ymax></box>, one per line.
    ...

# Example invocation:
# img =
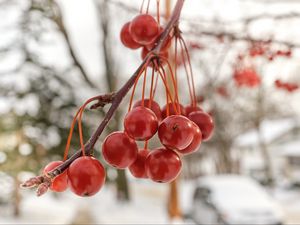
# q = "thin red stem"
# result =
<box><xmin>63</xmin><ymin>108</ymin><xmax>81</xmax><ymax>161</ymax></box>
<box><xmin>140</xmin><ymin>0</ymin><xmax>146</xmax><ymax>13</ymax></box>
<box><xmin>179</xmin><ymin>40</ymin><xmax>194</xmax><ymax>106</ymax></box>
<box><xmin>77</xmin><ymin>107</ymin><xmax>86</xmax><ymax>156</ymax></box>
<box><xmin>149</xmin><ymin>67</ymin><xmax>155</xmax><ymax>108</ymax></box>
<box><xmin>157</xmin><ymin>0</ymin><xmax>160</xmax><ymax>25</ymax></box>
<box><xmin>146</xmin><ymin>0</ymin><xmax>151</xmax><ymax>14</ymax></box>
<box><xmin>160</xmin><ymin>57</ymin><xmax>181</xmax><ymax>113</ymax></box>
<box><xmin>128</xmin><ymin>57</ymin><xmax>151</xmax><ymax>111</ymax></box>
<box><xmin>141</xmin><ymin>69</ymin><xmax>147</xmax><ymax>106</ymax></box>
<box><xmin>152</xmin><ymin>68</ymin><xmax>159</xmax><ymax>98</ymax></box>
<box><xmin>179</xmin><ymin>37</ymin><xmax>197</xmax><ymax>106</ymax></box>
<box><xmin>144</xmin><ymin>141</ymin><xmax>149</xmax><ymax>150</ymax></box>
<box><xmin>155</xmin><ymin>64</ymin><xmax>179</xmax><ymax>115</ymax></box>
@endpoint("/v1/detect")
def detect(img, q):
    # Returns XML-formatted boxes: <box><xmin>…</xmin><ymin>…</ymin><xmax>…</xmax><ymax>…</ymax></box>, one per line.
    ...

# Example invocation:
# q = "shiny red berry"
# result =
<box><xmin>185</xmin><ymin>105</ymin><xmax>202</xmax><ymax>116</ymax></box>
<box><xmin>102</xmin><ymin>131</ymin><xmax>138</xmax><ymax>169</ymax></box>
<box><xmin>130</xmin><ymin>14</ymin><xmax>159</xmax><ymax>45</ymax></box>
<box><xmin>161</xmin><ymin>103</ymin><xmax>185</xmax><ymax>119</ymax></box>
<box><xmin>133</xmin><ymin>99</ymin><xmax>162</xmax><ymax>121</ymax></box>
<box><xmin>67</xmin><ymin>156</ymin><xmax>105</xmax><ymax>197</ymax></box>
<box><xmin>120</xmin><ymin>22</ymin><xmax>141</xmax><ymax>49</ymax></box>
<box><xmin>43</xmin><ymin>161</ymin><xmax>68</xmax><ymax>192</ymax></box>
<box><xmin>124</xmin><ymin>106</ymin><xmax>158</xmax><ymax>141</ymax></box>
<box><xmin>178</xmin><ymin>124</ymin><xmax>202</xmax><ymax>155</ymax></box>
<box><xmin>158</xmin><ymin>115</ymin><xmax>195</xmax><ymax>150</ymax></box>
<box><xmin>188</xmin><ymin>111</ymin><xmax>214</xmax><ymax>141</ymax></box>
<box><xmin>129</xmin><ymin>149</ymin><xmax>149</xmax><ymax>179</ymax></box>
<box><xmin>145</xmin><ymin>148</ymin><xmax>182</xmax><ymax>183</ymax></box>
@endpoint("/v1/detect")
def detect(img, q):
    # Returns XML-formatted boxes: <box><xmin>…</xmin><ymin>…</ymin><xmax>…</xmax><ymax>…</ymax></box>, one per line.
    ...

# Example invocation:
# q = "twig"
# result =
<box><xmin>187</xmin><ymin>30</ymin><xmax>300</xmax><ymax>49</ymax></box>
<box><xmin>21</xmin><ymin>0</ymin><xmax>186</xmax><ymax>196</ymax></box>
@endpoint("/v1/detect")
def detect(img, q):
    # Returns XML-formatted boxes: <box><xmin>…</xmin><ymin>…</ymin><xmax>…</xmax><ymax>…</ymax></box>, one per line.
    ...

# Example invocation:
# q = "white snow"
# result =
<box><xmin>234</xmin><ymin>118</ymin><xmax>298</xmax><ymax>148</ymax></box>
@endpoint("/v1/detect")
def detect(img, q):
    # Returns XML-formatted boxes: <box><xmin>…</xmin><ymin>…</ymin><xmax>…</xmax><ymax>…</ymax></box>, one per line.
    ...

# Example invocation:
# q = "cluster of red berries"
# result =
<box><xmin>120</xmin><ymin>13</ymin><xmax>171</xmax><ymax>62</ymax></box>
<box><xmin>275</xmin><ymin>79</ymin><xmax>299</xmax><ymax>92</ymax></box>
<box><xmin>43</xmin><ymin>101</ymin><xmax>214</xmax><ymax>196</ymax></box>
<box><xmin>247</xmin><ymin>42</ymin><xmax>292</xmax><ymax>61</ymax></box>
<box><xmin>102</xmin><ymin>99</ymin><xmax>214</xmax><ymax>183</ymax></box>
<box><xmin>233</xmin><ymin>67</ymin><xmax>261</xmax><ymax>88</ymax></box>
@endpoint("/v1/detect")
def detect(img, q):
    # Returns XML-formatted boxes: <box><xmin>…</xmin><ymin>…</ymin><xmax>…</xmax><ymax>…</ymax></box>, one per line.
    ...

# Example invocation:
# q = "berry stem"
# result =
<box><xmin>128</xmin><ymin>57</ymin><xmax>151</xmax><ymax>111</ymax></box>
<box><xmin>140</xmin><ymin>0</ymin><xmax>145</xmax><ymax>14</ymax></box>
<box><xmin>141</xmin><ymin>69</ymin><xmax>147</xmax><ymax>107</ymax></box>
<box><xmin>160</xmin><ymin>58</ymin><xmax>181</xmax><ymax>114</ymax></box>
<box><xmin>63</xmin><ymin>94</ymin><xmax>113</xmax><ymax>161</ymax></box>
<box><xmin>156</xmin><ymin>65</ymin><xmax>179</xmax><ymax>115</ymax></box>
<box><xmin>149</xmin><ymin>67</ymin><xmax>155</xmax><ymax>108</ymax></box>
<box><xmin>157</xmin><ymin>0</ymin><xmax>160</xmax><ymax>25</ymax></box>
<box><xmin>77</xmin><ymin>107</ymin><xmax>86</xmax><ymax>156</ymax></box>
<box><xmin>179</xmin><ymin>44</ymin><xmax>194</xmax><ymax>105</ymax></box>
<box><xmin>152</xmin><ymin>69</ymin><xmax>159</xmax><ymax>98</ymax></box>
<box><xmin>21</xmin><ymin>0</ymin><xmax>186</xmax><ymax>190</ymax></box>
<box><xmin>146</xmin><ymin>0</ymin><xmax>151</xmax><ymax>14</ymax></box>
<box><xmin>179</xmin><ymin>37</ymin><xmax>197</xmax><ymax>107</ymax></box>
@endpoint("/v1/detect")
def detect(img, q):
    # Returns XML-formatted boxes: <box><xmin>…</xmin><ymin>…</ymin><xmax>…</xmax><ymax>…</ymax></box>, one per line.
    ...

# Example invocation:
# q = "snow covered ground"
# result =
<box><xmin>0</xmin><ymin>181</ymin><xmax>187</xmax><ymax>224</ymax></box>
<box><xmin>1</xmin><ymin>179</ymin><xmax>300</xmax><ymax>224</ymax></box>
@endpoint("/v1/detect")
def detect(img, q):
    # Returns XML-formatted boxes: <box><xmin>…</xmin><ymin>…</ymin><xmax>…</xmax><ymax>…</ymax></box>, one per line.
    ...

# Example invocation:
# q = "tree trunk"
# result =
<box><xmin>257</xmin><ymin>125</ymin><xmax>274</xmax><ymax>185</ymax></box>
<box><xmin>255</xmin><ymin>85</ymin><xmax>274</xmax><ymax>186</ymax></box>
<box><xmin>13</xmin><ymin>176</ymin><xmax>21</xmax><ymax>217</ymax></box>
<box><xmin>115</xmin><ymin>170</ymin><xmax>130</xmax><ymax>201</ymax></box>
<box><xmin>167</xmin><ymin>180</ymin><xmax>182</xmax><ymax>220</ymax></box>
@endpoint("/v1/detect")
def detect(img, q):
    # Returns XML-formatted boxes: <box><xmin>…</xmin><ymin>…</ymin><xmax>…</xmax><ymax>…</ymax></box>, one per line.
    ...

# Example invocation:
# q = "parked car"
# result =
<box><xmin>187</xmin><ymin>175</ymin><xmax>284</xmax><ymax>224</ymax></box>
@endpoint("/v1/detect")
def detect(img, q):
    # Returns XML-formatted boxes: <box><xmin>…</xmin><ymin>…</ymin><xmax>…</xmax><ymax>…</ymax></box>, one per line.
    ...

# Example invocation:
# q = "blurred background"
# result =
<box><xmin>1</xmin><ymin>0</ymin><xmax>300</xmax><ymax>224</ymax></box>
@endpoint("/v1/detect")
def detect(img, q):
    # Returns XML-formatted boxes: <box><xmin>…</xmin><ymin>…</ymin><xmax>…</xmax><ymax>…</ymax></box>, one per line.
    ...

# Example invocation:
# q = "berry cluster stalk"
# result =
<box><xmin>22</xmin><ymin>0</ymin><xmax>186</xmax><ymax>189</ymax></box>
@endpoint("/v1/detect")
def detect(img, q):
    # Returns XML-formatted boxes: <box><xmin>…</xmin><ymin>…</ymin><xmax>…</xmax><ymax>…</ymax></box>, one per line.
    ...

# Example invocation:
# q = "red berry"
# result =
<box><xmin>158</xmin><ymin>115</ymin><xmax>195</xmax><ymax>150</ymax></box>
<box><xmin>161</xmin><ymin>103</ymin><xmax>185</xmax><ymax>119</ymax></box>
<box><xmin>188</xmin><ymin>111</ymin><xmax>214</xmax><ymax>141</ymax></box>
<box><xmin>233</xmin><ymin>68</ymin><xmax>261</xmax><ymax>88</ymax></box>
<box><xmin>185</xmin><ymin>105</ymin><xmax>202</xmax><ymax>116</ymax></box>
<box><xmin>141</xmin><ymin>47</ymin><xmax>169</xmax><ymax>61</ymax></box>
<box><xmin>133</xmin><ymin>99</ymin><xmax>162</xmax><ymax>121</ymax></box>
<box><xmin>102</xmin><ymin>131</ymin><xmax>138</xmax><ymax>169</ymax></box>
<box><xmin>120</xmin><ymin>22</ymin><xmax>141</xmax><ymax>49</ymax></box>
<box><xmin>178</xmin><ymin>124</ymin><xmax>202</xmax><ymax>155</ymax></box>
<box><xmin>275</xmin><ymin>79</ymin><xmax>283</xmax><ymax>88</ymax></box>
<box><xmin>43</xmin><ymin>161</ymin><xmax>68</xmax><ymax>192</ymax></box>
<box><xmin>67</xmin><ymin>156</ymin><xmax>105</xmax><ymax>197</ymax></box>
<box><xmin>129</xmin><ymin>149</ymin><xmax>149</xmax><ymax>178</ymax></box>
<box><xmin>130</xmin><ymin>14</ymin><xmax>159</xmax><ymax>45</ymax></box>
<box><xmin>285</xmin><ymin>50</ymin><xmax>292</xmax><ymax>57</ymax></box>
<box><xmin>124</xmin><ymin>106</ymin><xmax>158</xmax><ymax>141</ymax></box>
<box><xmin>145</xmin><ymin>148</ymin><xmax>182</xmax><ymax>183</ymax></box>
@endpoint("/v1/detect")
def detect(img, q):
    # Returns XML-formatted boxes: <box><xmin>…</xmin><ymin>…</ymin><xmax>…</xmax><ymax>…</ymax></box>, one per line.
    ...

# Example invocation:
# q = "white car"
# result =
<box><xmin>183</xmin><ymin>175</ymin><xmax>284</xmax><ymax>225</ymax></box>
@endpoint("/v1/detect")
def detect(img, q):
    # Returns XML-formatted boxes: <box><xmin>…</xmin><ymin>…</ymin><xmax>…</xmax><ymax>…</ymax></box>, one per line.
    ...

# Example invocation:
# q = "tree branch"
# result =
<box><xmin>21</xmin><ymin>0</ymin><xmax>186</xmax><ymax>195</ymax></box>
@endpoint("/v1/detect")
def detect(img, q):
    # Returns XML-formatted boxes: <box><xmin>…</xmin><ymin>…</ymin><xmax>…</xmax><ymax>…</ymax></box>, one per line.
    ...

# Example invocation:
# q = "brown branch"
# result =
<box><xmin>90</xmin><ymin>92</ymin><xmax>116</xmax><ymax>109</ymax></box>
<box><xmin>21</xmin><ymin>0</ymin><xmax>186</xmax><ymax>196</ymax></box>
